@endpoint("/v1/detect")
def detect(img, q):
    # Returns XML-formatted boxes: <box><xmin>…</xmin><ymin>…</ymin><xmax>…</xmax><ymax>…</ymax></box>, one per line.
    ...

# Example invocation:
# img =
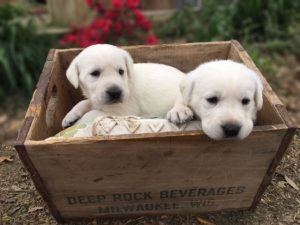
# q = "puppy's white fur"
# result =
<box><xmin>62</xmin><ymin>44</ymin><xmax>185</xmax><ymax>127</ymax></box>
<box><xmin>167</xmin><ymin>60</ymin><xmax>263</xmax><ymax>140</ymax></box>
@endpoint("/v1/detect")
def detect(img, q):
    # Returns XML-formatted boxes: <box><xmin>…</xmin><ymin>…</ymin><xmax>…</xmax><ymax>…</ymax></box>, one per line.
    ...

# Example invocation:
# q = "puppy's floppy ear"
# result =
<box><xmin>180</xmin><ymin>74</ymin><xmax>195</xmax><ymax>106</ymax></box>
<box><xmin>252</xmin><ymin>72</ymin><xmax>264</xmax><ymax>110</ymax></box>
<box><xmin>66</xmin><ymin>58</ymin><xmax>80</xmax><ymax>89</ymax></box>
<box><xmin>121</xmin><ymin>49</ymin><xmax>134</xmax><ymax>77</ymax></box>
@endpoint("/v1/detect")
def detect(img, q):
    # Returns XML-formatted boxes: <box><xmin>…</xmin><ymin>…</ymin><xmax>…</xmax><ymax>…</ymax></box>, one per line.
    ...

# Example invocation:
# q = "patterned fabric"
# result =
<box><xmin>49</xmin><ymin>116</ymin><xmax>202</xmax><ymax>139</ymax></box>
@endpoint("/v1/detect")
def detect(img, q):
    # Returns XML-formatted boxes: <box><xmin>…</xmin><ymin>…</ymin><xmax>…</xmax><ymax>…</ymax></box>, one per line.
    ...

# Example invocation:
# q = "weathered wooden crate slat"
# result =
<box><xmin>15</xmin><ymin>41</ymin><xmax>297</xmax><ymax>223</ymax></box>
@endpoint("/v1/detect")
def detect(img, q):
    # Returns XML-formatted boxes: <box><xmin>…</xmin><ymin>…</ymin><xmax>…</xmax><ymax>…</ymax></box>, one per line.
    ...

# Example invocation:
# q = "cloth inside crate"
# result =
<box><xmin>49</xmin><ymin>116</ymin><xmax>202</xmax><ymax>139</ymax></box>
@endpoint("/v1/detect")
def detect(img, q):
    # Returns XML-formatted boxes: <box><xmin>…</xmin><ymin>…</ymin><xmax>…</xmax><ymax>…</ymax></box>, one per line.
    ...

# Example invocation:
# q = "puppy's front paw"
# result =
<box><xmin>167</xmin><ymin>105</ymin><xmax>194</xmax><ymax>124</ymax></box>
<box><xmin>62</xmin><ymin>113</ymin><xmax>80</xmax><ymax>128</ymax></box>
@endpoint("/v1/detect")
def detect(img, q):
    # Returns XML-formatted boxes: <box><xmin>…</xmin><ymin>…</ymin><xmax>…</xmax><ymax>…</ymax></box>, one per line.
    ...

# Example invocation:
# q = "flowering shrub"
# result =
<box><xmin>60</xmin><ymin>0</ymin><xmax>158</xmax><ymax>47</ymax></box>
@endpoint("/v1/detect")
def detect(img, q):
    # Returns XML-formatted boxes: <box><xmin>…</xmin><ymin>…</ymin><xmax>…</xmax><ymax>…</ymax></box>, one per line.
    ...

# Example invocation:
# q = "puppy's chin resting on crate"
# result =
<box><xmin>45</xmin><ymin>94</ymin><xmax>281</xmax><ymax>140</ymax></box>
<box><xmin>46</xmin><ymin>93</ymin><xmax>281</xmax><ymax>140</ymax></box>
<box><xmin>15</xmin><ymin>42</ymin><xmax>296</xmax><ymax>223</ymax></box>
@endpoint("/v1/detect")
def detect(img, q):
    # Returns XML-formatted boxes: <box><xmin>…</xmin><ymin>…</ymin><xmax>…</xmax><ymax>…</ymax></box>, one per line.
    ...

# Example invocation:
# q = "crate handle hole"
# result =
<box><xmin>46</xmin><ymin>85</ymin><xmax>58</xmax><ymax>130</ymax></box>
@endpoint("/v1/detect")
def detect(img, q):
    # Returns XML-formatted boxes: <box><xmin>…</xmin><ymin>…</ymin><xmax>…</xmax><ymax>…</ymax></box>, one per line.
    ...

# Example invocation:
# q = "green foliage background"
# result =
<box><xmin>157</xmin><ymin>0</ymin><xmax>300</xmax><ymax>43</ymax></box>
<box><xmin>156</xmin><ymin>0</ymin><xmax>300</xmax><ymax>75</ymax></box>
<box><xmin>0</xmin><ymin>4</ymin><xmax>56</xmax><ymax>102</ymax></box>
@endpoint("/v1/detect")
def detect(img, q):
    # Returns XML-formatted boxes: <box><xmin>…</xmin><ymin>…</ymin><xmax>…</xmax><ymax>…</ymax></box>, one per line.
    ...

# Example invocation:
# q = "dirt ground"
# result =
<box><xmin>0</xmin><ymin>55</ymin><xmax>299</xmax><ymax>225</ymax></box>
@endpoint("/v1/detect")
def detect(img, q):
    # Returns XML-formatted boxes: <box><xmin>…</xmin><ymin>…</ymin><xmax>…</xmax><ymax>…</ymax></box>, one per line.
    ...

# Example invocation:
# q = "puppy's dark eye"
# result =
<box><xmin>242</xmin><ymin>98</ymin><xmax>250</xmax><ymax>105</ymax></box>
<box><xmin>119</xmin><ymin>69</ymin><xmax>124</xmax><ymax>75</ymax></box>
<box><xmin>90</xmin><ymin>70</ymin><xmax>100</xmax><ymax>77</ymax></box>
<box><xmin>206</xmin><ymin>96</ymin><xmax>219</xmax><ymax>104</ymax></box>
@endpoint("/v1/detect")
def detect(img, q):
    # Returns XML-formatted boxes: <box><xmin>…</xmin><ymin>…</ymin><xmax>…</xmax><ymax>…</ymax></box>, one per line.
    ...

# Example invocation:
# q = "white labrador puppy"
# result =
<box><xmin>62</xmin><ymin>44</ymin><xmax>185</xmax><ymax>128</ymax></box>
<box><xmin>167</xmin><ymin>60</ymin><xmax>263</xmax><ymax>140</ymax></box>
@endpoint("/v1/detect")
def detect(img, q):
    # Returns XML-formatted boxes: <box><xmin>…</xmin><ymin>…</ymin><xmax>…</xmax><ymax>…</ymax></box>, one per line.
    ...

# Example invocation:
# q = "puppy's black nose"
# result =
<box><xmin>106</xmin><ymin>86</ymin><xmax>122</xmax><ymax>101</ymax></box>
<box><xmin>222</xmin><ymin>123</ymin><xmax>241</xmax><ymax>137</ymax></box>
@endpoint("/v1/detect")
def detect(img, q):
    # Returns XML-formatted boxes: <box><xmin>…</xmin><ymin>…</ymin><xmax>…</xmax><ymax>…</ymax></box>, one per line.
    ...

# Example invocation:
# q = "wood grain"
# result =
<box><xmin>250</xmin><ymin>104</ymin><xmax>298</xmax><ymax>209</ymax></box>
<box><xmin>25</xmin><ymin>128</ymin><xmax>286</xmax><ymax>219</ymax></box>
<box><xmin>15</xmin><ymin>49</ymin><xmax>64</xmax><ymax>223</ymax></box>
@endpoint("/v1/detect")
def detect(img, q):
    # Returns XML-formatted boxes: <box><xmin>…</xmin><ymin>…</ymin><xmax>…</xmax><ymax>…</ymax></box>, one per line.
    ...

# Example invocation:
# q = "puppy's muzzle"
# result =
<box><xmin>106</xmin><ymin>86</ymin><xmax>123</xmax><ymax>103</ymax></box>
<box><xmin>221</xmin><ymin>123</ymin><xmax>241</xmax><ymax>138</ymax></box>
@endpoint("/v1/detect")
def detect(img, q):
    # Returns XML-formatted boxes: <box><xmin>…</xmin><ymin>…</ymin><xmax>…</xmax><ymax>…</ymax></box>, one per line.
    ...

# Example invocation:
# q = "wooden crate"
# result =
<box><xmin>15</xmin><ymin>41</ymin><xmax>296</xmax><ymax>223</ymax></box>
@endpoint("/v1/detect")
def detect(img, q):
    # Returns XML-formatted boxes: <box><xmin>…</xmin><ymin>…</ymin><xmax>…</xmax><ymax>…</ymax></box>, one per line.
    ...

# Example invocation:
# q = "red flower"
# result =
<box><xmin>139</xmin><ymin>18</ymin><xmax>151</xmax><ymax>30</ymax></box>
<box><xmin>59</xmin><ymin>33</ymin><xmax>76</xmax><ymax>46</ymax></box>
<box><xmin>92</xmin><ymin>18</ymin><xmax>104</xmax><ymax>28</ymax></box>
<box><xmin>85</xmin><ymin>0</ymin><xmax>94</xmax><ymax>7</ymax></box>
<box><xmin>77</xmin><ymin>33</ymin><xmax>91</xmax><ymax>48</ymax></box>
<box><xmin>133</xmin><ymin>9</ymin><xmax>144</xmax><ymax>21</ymax></box>
<box><xmin>126</xmin><ymin>0</ymin><xmax>140</xmax><ymax>9</ymax></box>
<box><xmin>103</xmin><ymin>19</ymin><xmax>112</xmax><ymax>33</ymax></box>
<box><xmin>104</xmin><ymin>11</ymin><xmax>118</xmax><ymax>19</ymax></box>
<box><xmin>132</xmin><ymin>9</ymin><xmax>151</xmax><ymax>30</ymax></box>
<box><xmin>92</xmin><ymin>18</ymin><xmax>112</xmax><ymax>33</ymax></box>
<box><xmin>146</xmin><ymin>34</ymin><xmax>158</xmax><ymax>45</ymax></box>
<box><xmin>60</xmin><ymin>0</ymin><xmax>157</xmax><ymax>47</ymax></box>
<box><xmin>85</xmin><ymin>0</ymin><xmax>104</xmax><ymax>12</ymax></box>
<box><xmin>96</xmin><ymin>1</ymin><xmax>105</xmax><ymax>12</ymax></box>
<box><xmin>114</xmin><ymin>21</ymin><xmax>123</xmax><ymax>34</ymax></box>
<box><xmin>112</xmin><ymin>0</ymin><xmax>123</xmax><ymax>10</ymax></box>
